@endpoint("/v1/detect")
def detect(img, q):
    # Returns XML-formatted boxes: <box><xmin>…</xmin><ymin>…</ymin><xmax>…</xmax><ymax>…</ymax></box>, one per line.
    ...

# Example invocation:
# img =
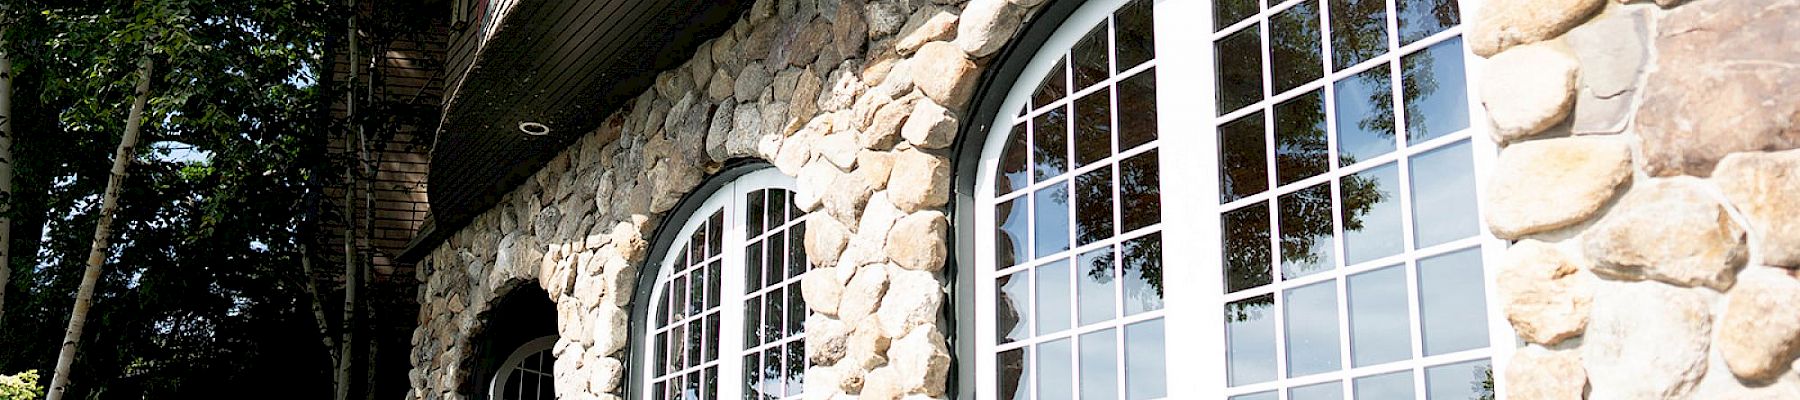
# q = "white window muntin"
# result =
<box><xmin>638</xmin><ymin>168</ymin><xmax>807</xmax><ymax>400</ymax></box>
<box><xmin>974</xmin><ymin>0</ymin><xmax>1511</xmax><ymax>398</ymax></box>
<box><xmin>491</xmin><ymin>335</ymin><xmax>559</xmax><ymax>400</ymax></box>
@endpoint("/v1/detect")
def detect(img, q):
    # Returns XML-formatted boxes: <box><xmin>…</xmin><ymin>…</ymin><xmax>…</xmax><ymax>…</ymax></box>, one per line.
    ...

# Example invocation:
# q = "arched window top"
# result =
<box><xmin>491</xmin><ymin>335</ymin><xmax>558</xmax><ymax>400</ymax></box>
<box><xmin>633</xmin><ymin>167</ymin><xmax>808</xmax><ymax>400</ymax></box>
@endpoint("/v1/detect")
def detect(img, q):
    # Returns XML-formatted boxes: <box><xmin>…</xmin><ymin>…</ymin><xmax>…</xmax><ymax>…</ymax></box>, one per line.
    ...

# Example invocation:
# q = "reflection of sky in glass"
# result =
<box><xmin>1328</xmin><ymin>0</ymin><xmax>1389</xmax><ymax>70</ymax></box>
<box><xmin>997</xmin><ymin>272</ymin><xmax>1031</xmax><ymax>343</ymax></box>
<box><xmin>1126</xmin><ymin>319</ymin><xmax>1167</xmax><ymax>400</ymax></box>
<box><xmin>1075</xmin><ymin>89</ymin><xmax>1115</xmax><ymax>168</ymax></box>
<box><xmin>1039</xmin><ymin>338</ymin><xmax>1075</xmax><ymax>400</ymax></box>
<box><xmin>1342</xmin><ymin>162</ymin><xmax>1403</xmax><ymax>266</ymax></box>
<box><xmin>1077</xmin><ymin>166</ymin><xmax>1117</xmax><ymax>246</ymax></box>
<box><xmin>1354</xmin><ymin>370</ymin><xmax>1415</xmax><ymax>399</ymax></box>
<box><xmin>1348</xmin><ymin>264</ymin><xmax>1412</xmax><ymax>366</ymax></box>
<box><xmin>1035</xmin><ymin>182</ymin><xmax>1072</xmax><ymax>258</ymax></box>
<box><xmin>1232</xmin><ymin>391</ymin><xmax>1278</xmax><ymax>400</ymax></box>
<box><xmin>1425</xmin><ymin>359</ymin><xmax>1493</xmax><ymax>400</ymax></box>
<box><xmin>1276</xmin><ymin>90</ymin><xmax>1330</xmax><ymax>186</ymax></box>
<box><xmin>1079</xmin><ymin>246</ymin><xmax>1119</xmax><ymax>326</ymax></box>
<box><xmin>1037</xmin><ymin>259</ymin><xmax>1073</xmax><ymax>334</ymax></box>
<box><xmin>1409</xmin><ymin>140</ymin><xmax>1478</xmax><ymax>248</ymax></box>
<box><xmin>1285</xmin><ymin>280</ymin><xmax>1342</xmax><ymax>377</ymax></box>
<box><xmin>1000</xmin><ymin>124</ymin><xmax>1031</xmax><ymax>195</ymax></box>
<box><xmin>997</xmin><ymin>197</ymin><xmax>1029</xmax><ymax>268</ymax></box>
<box><xmin>1227</xmin><ymin>294</ymin><xmax>1277</xmax><ymax>386</ymax></box>
<box><xmin>1419</xmin><ymin>248</ymin><xmax>1490</xmax><ymax>355</ymax></box>
<box><xmin>1123</xmin><ymin>234</ymin><xmax>1165</xmax><ymax>315</ymax></box>
<box><xmin>1396</xmin><ymin>0</ymin><xmax>1459</xmax><ymax>45</ymax></box>
<box><xmin>1334</xmin><ymin>66</ymin><xmax>1395</xmax><ymax>165</ymax></box>
<box><xmin>1280</xmin><ymin>183</ymin><xmax>1337</xmax><ymax>279</ymax></box>
<box><xmin>1035</xmin><ymin>106</ymin><xmax>1071</xmax><ymax>182</ymax></box>
<box><xmin>1081</xmin><ymin>329</ymin><xmax>1120</xmax><ymax>400</ymax></box>
<box><xmin>1403</xmin><ymin>38</ymin><xmax>1469</xmax><ymax>145</ymax></box>
<box><xmin>1291</xmin><ymin>380</ymin><xmax>1344</xmax><ymax>400</ymax></box>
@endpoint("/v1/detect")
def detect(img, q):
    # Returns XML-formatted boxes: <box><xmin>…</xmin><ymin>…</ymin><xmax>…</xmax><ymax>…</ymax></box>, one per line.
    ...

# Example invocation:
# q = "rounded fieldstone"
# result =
<box><xmin>897</xmin><ymin>7</ymin><xmax>959</xmax><ymax>56</ymax></box>
<box><xmin>1635</xmin><ymin>0</ymin><xmax>1800</xmax><ymax>177</ymax></box>
<box><xmin>1719</xmin><ymin>269</ymin><xmax>1800</xmax><ymax>382</ymax></box>
<box><xmin>1712</xmin><ymin>150</ymin><xmax>1800</xmax><ymax>268</ymax></box>
<box><xmin>803</xmin><ymin>267</ymin><xmax>845</xmax><ymax>315</ymax></box>
<box><xmin>839</xmin><ymin>264</ymin><xmax>891</xmax><ymax>323</ymax></box>
<box><xmin>888</xmin><ymin>327</ymin><xmax>951</xmax><ymax>396</ymax></box>
<box><xmin>910</xmin><ymin>41</ymin><xmax>979</xmax><ymax>108</ymax></box>
<box><xmin>1484</xmin><ymin>135</ymin><xmax>1632</xmax><ymax>239</ymax></box>
<box><xmin>954</xmin><ymin>0</ymin><xmax>1026</xmax><ymax>58</ymax></box>
<box><xmin>1507</xmin><ymin>346</ymin><xmax>1588</xmax><ymax>400</ymax></box>
<box><xmin>876</xmin><ymin>267</ymin><xmax>943</xmax><ymax>337</ymax></box>
<box><xmin>1498</xmin><ymin>240</ymin><xmax>1594</xmax><ymax>345</ymax></box>
<box><xmin>806</xmin><ymin>314</ymin><xmax>851</xmax><ymax>365</ymax></box>
<box><xmin>1469</xmin><ymin>0</ymin><xmax>1604</xmax><ymax>57</ymax></box>
<box><xmin>886</xmin><ymin>149</ymin><xmax>951</xmax><ymax>213</ymax></box>
<box><xmin>901</xmin><ymin>97</ymin><xmax>958</xmax><ymax>149</ymax></box>
<box><xmin>1481</xmin><ymin>42</ymin><xmax>1579</xmax><ymax>143</ymax></box>
<box><xmin>1584</xmin><ymin>178</ymin><xmax>1747</xmax><ymax>291</ymax></box>
<box><xmin>805</xmin><ymin>214</ymin><xmax>852</xmax><ymax>267</ymax></box>
<box><xmin>1583</xmin><ymin>281</ymin><xmax>1714</xmax><ymax>400</ymax></box>
<box><xmin>886</xmin><ymin>210</ymin><xmax>948</xmax><ymax>272</ymax></box>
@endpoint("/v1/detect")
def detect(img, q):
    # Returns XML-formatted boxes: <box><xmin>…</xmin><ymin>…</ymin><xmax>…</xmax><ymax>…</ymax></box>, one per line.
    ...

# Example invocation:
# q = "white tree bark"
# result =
<box><xmin>46</xmin><ymin>57</ymin><xmax>154</xmax><ymax>400</ymax></box>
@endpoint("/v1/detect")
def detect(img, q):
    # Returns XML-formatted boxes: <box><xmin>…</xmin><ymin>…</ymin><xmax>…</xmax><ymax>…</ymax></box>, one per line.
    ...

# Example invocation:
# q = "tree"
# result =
<box><xmin>0</xmin><ymin>7</ymin><xmax>14</xmax><ymax>322</ymax></box>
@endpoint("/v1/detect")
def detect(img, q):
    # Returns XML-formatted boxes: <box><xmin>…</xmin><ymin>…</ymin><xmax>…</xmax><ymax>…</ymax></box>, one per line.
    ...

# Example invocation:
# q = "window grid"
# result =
<box><xmin>651</xmin><ymin>210</ymin><xmax>725</xmax><ymax>399</ymax></box>
<box><xmin>741</xmin><ymin>188</ymin><xmax>808</xmax><ymax>400</ymax></box>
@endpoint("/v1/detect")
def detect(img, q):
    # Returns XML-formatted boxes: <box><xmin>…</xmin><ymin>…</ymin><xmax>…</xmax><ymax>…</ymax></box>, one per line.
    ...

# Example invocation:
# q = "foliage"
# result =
<box><xmin>0</xmin><ymin>370</ymin><xmax>42</xmax><ymax>400</ymax></box>
<box><xmin>0</xmin><ymin>0</ymin><xmax>337</xmax><ymax>398</ymax></box>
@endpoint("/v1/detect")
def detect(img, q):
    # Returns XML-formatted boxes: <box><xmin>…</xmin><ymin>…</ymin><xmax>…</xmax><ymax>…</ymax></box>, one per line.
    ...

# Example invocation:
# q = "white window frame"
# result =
<box><xmin>490</xmin><ymin>335</ymin><xmax>559</xmax><ymax>400</ymax></box>
<box><xmin>634</xmin><ymin>168</ymin><xmax>804</xmax><ymax>400</ymax></box>
<box><xmin>970</xmin><ymin>0</ymin><xmax>1510</xmax><ymax>398</ymax></box>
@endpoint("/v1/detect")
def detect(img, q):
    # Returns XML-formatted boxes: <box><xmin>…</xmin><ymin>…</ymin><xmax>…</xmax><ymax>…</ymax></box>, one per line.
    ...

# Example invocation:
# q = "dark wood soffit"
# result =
<box><xmin>407</xmin><ymin>0</ymin><xmax>750</xmax><ymax>263</ymax></box>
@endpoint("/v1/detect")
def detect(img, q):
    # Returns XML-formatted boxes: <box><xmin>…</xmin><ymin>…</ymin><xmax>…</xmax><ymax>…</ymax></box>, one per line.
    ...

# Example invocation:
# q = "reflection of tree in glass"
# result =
<box><xmin>1227</xmin><ymin>294</ymin><xmax>1274</xmax><ymax>323</ymax></box>
<box><xmin>1269</xmin><ymin>1</ymin><xmax>1323</xmax><ymax>95</ymax></box>
<box><xmin>1474</xmin><ymin>365</ymin><xmax>1495</xmax><ymax>400</ymax></box>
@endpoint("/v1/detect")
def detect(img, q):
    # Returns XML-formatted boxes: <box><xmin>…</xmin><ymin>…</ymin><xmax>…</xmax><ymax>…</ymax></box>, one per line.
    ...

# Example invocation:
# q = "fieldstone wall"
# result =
<box><xmin>1475</xmin><ymin>0</ymin><xmax>1800</xmax><ymax>398</ymax></box>
<box><xmin>402</xmin><ymin>0</ymin><xmax>1046</xmax><ymax>399</ymax></box>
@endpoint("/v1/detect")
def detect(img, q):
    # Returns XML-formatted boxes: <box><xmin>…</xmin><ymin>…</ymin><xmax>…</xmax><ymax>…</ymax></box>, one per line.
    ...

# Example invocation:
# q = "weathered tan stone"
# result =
<box><xmin>910</xmin><ymin>41</ymin><xmax>979</xmax><ymax>109</ymax></box>
<box><xmin>1508</xmin><ymin>346</ymin><xmax>1587</xmax><ymax>400</ymax></box>
<box><xmin>1720</xmin><ymin>269</ymin><xmax>1800</xmax><ymax>382</ymax></box>
<box><xmin>1585</xmin><ymin>178</ymin><xmax>1746</xmax><ymax>291</ymax></box>
<box><xmin>1468</xmin><ymin>0</ymin><xmax>1603</xmax><ymax>57</ymax></box>
<box><xmin>888</xmin><ymin>328</ymin><xmax>951</xmax><ymax>396</ymax></box>
<box><xmin>867</xmin><ymin>2</ymin><xmax>907</xmax><ymax>38</ymax></box>
<box><xmin>887</xmin><ymin>210</ymin><xmax>948</xmax><ymax>272</ymax></box>
<box><xmin>876</xmin><ymin>268</ymin><xmax>943</xmax><ymax>337</ymax></box>
<box><xmin>839</xmin><ymin>264</ymin><xmax>891</xmax><ymax>323</ymax></box>
<box><xmin>822</xmin><ymin>165</ymin><xmax>881</xmax><ymax>226</ymax></box>
<box><xmin>1713</xmin><ymin>150</ymin><xmax>1800</xmax><ymax>268</ymax></box>
<box><xmin>887</xmin><ymin>149</ymin><xmax>952</xmax><ymax>213</ymax></box>
<box><xmin>1484</xmin><ymin>136</ymin><xmax>1632</xmax><ymax>239</ymax></box>
<box><xmin>1635</xmin><ymin>0</ymin><xmax>1800</xmax><ymax>177</ymax></box>
<box><xmin>832</xmin><ymin>0</ymin><xmax>869</xmax><ymax>58</ymax></box>
<box><xmin>805</xmin><ymin>366</ymin><xmax>844</xmax><ymax>400</ymax></box>
<box><xmin>1498</xmin><ymin>240</ymin><xmax>1593</xmax><ymax>345</ymax></box>
<box><xmin>843</xmin><ymin>319</ymin><xmax>892</xmax><ymax>370</ymax></box>
<box><xmin>954</xmin><ymin>0</ymin><xmax>1026</xmax><ymax>58</ymax></box>
<box><xmin>795</xmin><ymin>159</ymin><xmax>838</xmax><ymax>212</ymax></box>
<box><xmin>897</xmin><ymin>7</ymin><xmax>959</xmax><ymax>56</ymax></box>
<box><xmin>901</xmin><ymin>97</ymin><xmax>958</xmax><ymax>149</ymax></box>
<box><xmin>806</xmin><ymin>214</ymin><xmax>852</xmax><ymax>267</ymax></box>
<box><xmin>586</xmin><ymin>357</ymin><xmax>623</xmax><ymax>393</ymax></box>
<box><xmin>1583</xmin><ymin>281</ymin><xmax>1714</xmax><ymax>400</ymax></box>
<box><xmin>707</xmin><ymin>68</ymin><xmax>736</xmax><ymax>102</ymax></box>
<box><xmin>1480</xmin><ymin>42</ymin><xmax>1578</xmax><ymax>143</ymax></box>
<box><xmin>806</xmin><ymin>314</ymin><xmax>851</xmax><ymax>365</ymax></box>
<box><xmin>804</xmin><ymin>267</ymin><xmax>845</xmax><ymax>315</ymax></box>
<box><xmin>861</xmin><ymin>366</ymin><xmax>904</xmax><ymax>400</ymax></box>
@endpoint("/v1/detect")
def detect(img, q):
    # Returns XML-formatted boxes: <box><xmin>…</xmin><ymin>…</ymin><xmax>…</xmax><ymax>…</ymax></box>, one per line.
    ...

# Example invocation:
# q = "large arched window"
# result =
<box><xmin>972</xmin><ymin>0</ymin><xmax>1501</xmax><ymax>398</ymax></box>
<box><xmin>636</xmin><ymin>167</ymin><xmax>807</xmax><ymax>400</ymax></box>
<box><xmin>491</xmin><ymin>335</ymin><xmax>558</xmax><ymax>400</ymax></box>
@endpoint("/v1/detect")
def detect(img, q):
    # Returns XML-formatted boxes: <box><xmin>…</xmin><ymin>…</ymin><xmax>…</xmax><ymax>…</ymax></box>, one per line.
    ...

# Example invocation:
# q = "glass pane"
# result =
<box><xmin>1425</xmin><ymin>359</ymin><xmax>1494</xmax><ymax>400</ymax></box>
<box><xmin>1340</xmin><ymin>162</ymin><xmax>1403</xmax><ymax>266</ymax></box>
<box><xmin>690</xmin><ymin>266</ymin><xmax>705</xmax><ymax>315</ymax></box>
<box><xmin>1036</xmin><ymin>258</ymin><xmax>1074</xmax><ymax>334</ymax></box>
<box><xmin>745</xmin><ymin>241</ymin><xmax>763</xmax><ymax>292</ymax></box>
<box><xmin>705</xmin><ymin>314</ymin><xmax>721</xmax><ymax>362</ymax></box>
<box><xmin>1118</xmin><ymin>70</ymin><xmax>1158</xmax><ymax>150</ymax></box>
<box><xmin>1292</xmin><ymin>381</ymin><xmax>1345</xmax><ymax>400</ymax></box>
<box><xmin>1216</xmin><ymin>0</ymin><xmax>1259</xmax><ymax>32</ymax></box>
<box><xmin>764</xmin><ymin>287</ymin><xmax>784</xmax><ymax>345</ymax></box>
<box><xmin>1329</xmin><ymin>0</ymin><xmax>1389</xmax><ymax>70</ymax></box>
<box><xmin>744</xmin><ymin>296</ymin><xmax>761</xmax><ymax>346</ymax></box>
<box><xmin>1275</xmin><ymin>89</ymin><xmax>1330</xmax><ymax>185</ymax></box>
<box><xmin>1227</xmin><ymin>294</ymin><xmax>1277</xmax><ymax>386</ymax></box>
<box><xmin>999</xmin><ymin>123</ymin><xmax>1031</xmax><ymax>195</ymax></box>
<box><xmin>689</xmin><ymin>319</ymin><xmax>703</xmax><ymax>368</ymax></box>
<box><xmin>1078</xmin><ymin>246</ymin><xmax>1119</xmax><ymax>326</ymax></box>
<box><xmin>747</xmin><ymin>189</ymin><xmax>765</xmax><ymax>235</ymax></box>
<box><xmin>708</xmin><ymin>211</ymin><xmax>724</xmax><ymax>257</ymax></box>
<box><xmin>1348</xmin><ymin>264</ymin><xmax>1412</xmax><ymax>367</ymax></box>
<box><xmin>1270</xmin><ymin>0</ymin><xmax>1324</xmax><ymax>95</ymax></box>
<box><xmin>704</xmin><ymin>367</ymin><xmax>718</xmax><ymax>400</ymax></box>
<box><xmin>1073</xmin><ymin>22</ymin><xmax>1111</xmax><ymax>90</ymax></box>
<box><xmin>787</xmin><ymin>281</ymin><xmax>805</xmax><ymax>336</ymax></box>
<box><xmin>1035</xmin><ymin>181</ymin><xmax>1072</xmax><ymax>258</ymax></box>
<box><xmin>1355</xmin><ymin>370</ymin><xmax>1415</xmax><ymax>399</ymax></box>
<box><xmin>707</xmin><ymin>261</ymin><xmax>722</xmax><ymax>309</ymax></box>
<box><xmin>1074</xmin><ymin>89</ymin><xmax>1115</xmax><ymax>168</ymax></box>
<box><xmin>1402</xmin><ymin>38</ymin><xmax>1470</xmax><ymax>145</ymax></box>
<box><xmin>997</xmin><ymin>197</ymin><xmax>1029</xmax><ymax>268</ymax></box>
<box><xmin>997</xmin><ymin>347</ymin><xmax>1031</xmax><ymax>400</ymax></box>
<box><xmin>787</xmin><ymin>225</ymin><xmax>806</xmax><ymax>279</ymax></box>
<box><xmin>1286</xmin><ymin>280</ymin><xmax>1343</xmax><ymax>377</ymax></box>
<box><xmin>1409</xmin><ymin>140</ymin><xmax>1478</xmax><ymax>248</ymax></box>
<box><xmin>1419</xmin><ymin>248</ymin><xmax>1489</xmax><ymax>355</ymax></box>
<box><xmin>1223</xmin><ymin>202</ymin><xmax>1273</xmax><ymax>293</ymax></box>
<box><xmin>763</xmin><ymin>347</ymin><xmax>782</xmax><ymax>396</ymax></box>
<box><xmin>1076</xmin><ymin>166</ymin><xmax>1117</xmax><ymax>246</ymax></box>
<box><xmin>1396</xmin><ymin>0</ymin><xmax>1459</xmax><ymax>45</ymax></box>
<box><xmin>1233</xmin><ymin>391</ymin><xmax>1278</xmax><ymax>400</ymax></box>
<box><xmin>1219</xmin><ymin>112</ymin><xmax>1269</xmax><ymax>203</ymax></box>
<box><xmin>1035</xmin><ymin>58</ymin><xmax>1069</xmax><ymax>109</ymax></box>
<box><xmin>997</xmin><ymin>271</ymin><xmax>1032</xmax><ymax>343</ymax></box>
<box><xmin>1035</xmin><ymin>105</ymin><xmax>1070</xmax><ymax>182</ymax></box>
<box><xmin>1119</xmin><ymin>150</ymin><xmax>1161</xmax><ymax>232</ymax></box>
<box><xmin>768</xmin><ymin>190</ymin><xmax>788</xmax><ymax>228</ymax></box>
<box><xmin>1115</xmin><ymin>0</ymin><xmax>1156</xmax><ymax>70</ymax></box>
<box><xmin>1038</xmin><ymin>338</ymin><xmax>1075</xmax><ymax>400</ymax></box>
<box><xmin>1122</xmin><ymin>233</ymin><xmax>1165</xmax><ymax>315</ymax></box>
<box><xmin>1334</xmin><ymin>65</ymin><xmax>1396</xmax><ymax>165</ymax></box>
<box><xmin>766</xmin><ymin>231</ymin><xmax>786</xmax><ymax>286</ymax></box>
<box><xmin>1081</xmin><ymin>329</ymin><xmax>1120</xmax><ymax>400</ymax></box>
<box><xmin>673</xmin><ymin>275</ymin><xmax>688</xmax><ymax>320</ymax></box>
<box><xmin>1279</xmin><ymin>183</ymin><xmax>1337</xmax><ymax>279</ymax></box>
<box><xmin>1125</xmin><ymin>318</ymin><xmax>1167</xmax><ymax>400</ymax></box>
<box><xmin>1216</xmin><ymin>27</ymin><xmax>1264</xmax><ymax>115</ymax></box>
<box><xmin>785</xmin><ymin>341</ymin><xmax>804</xmax><ymax>396</ymax></box>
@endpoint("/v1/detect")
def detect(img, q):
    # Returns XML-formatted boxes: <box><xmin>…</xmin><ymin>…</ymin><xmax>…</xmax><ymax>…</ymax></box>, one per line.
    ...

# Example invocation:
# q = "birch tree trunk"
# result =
<box><xmin>45</xmin><ymin>56</ymin><xmax>154</xmax><ymax>400</ymax></box>
<box><xmin>0</xmin><ymin>22</ymin><xmax>15</xmax><ymax>321</ymax></box>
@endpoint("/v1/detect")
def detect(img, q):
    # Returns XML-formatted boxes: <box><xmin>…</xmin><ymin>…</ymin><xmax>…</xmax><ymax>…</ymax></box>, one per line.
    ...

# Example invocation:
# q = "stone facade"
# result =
<box><xmin>1478</xmin><ymin>0</ymin><xmax>1800</xmax><ymax>399</ymax></box>
<box><xmin>404</xmin><ymin>0</ymin><xmax>1043</xmax><ymax>399</ymax></box>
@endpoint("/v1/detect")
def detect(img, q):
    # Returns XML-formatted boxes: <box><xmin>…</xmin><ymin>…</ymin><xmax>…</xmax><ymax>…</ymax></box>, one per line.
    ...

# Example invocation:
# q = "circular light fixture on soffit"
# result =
<box><xmin>519</xmin><ymin>121</ymin><xmax>551</xmax><ymax>136</ymax></box>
